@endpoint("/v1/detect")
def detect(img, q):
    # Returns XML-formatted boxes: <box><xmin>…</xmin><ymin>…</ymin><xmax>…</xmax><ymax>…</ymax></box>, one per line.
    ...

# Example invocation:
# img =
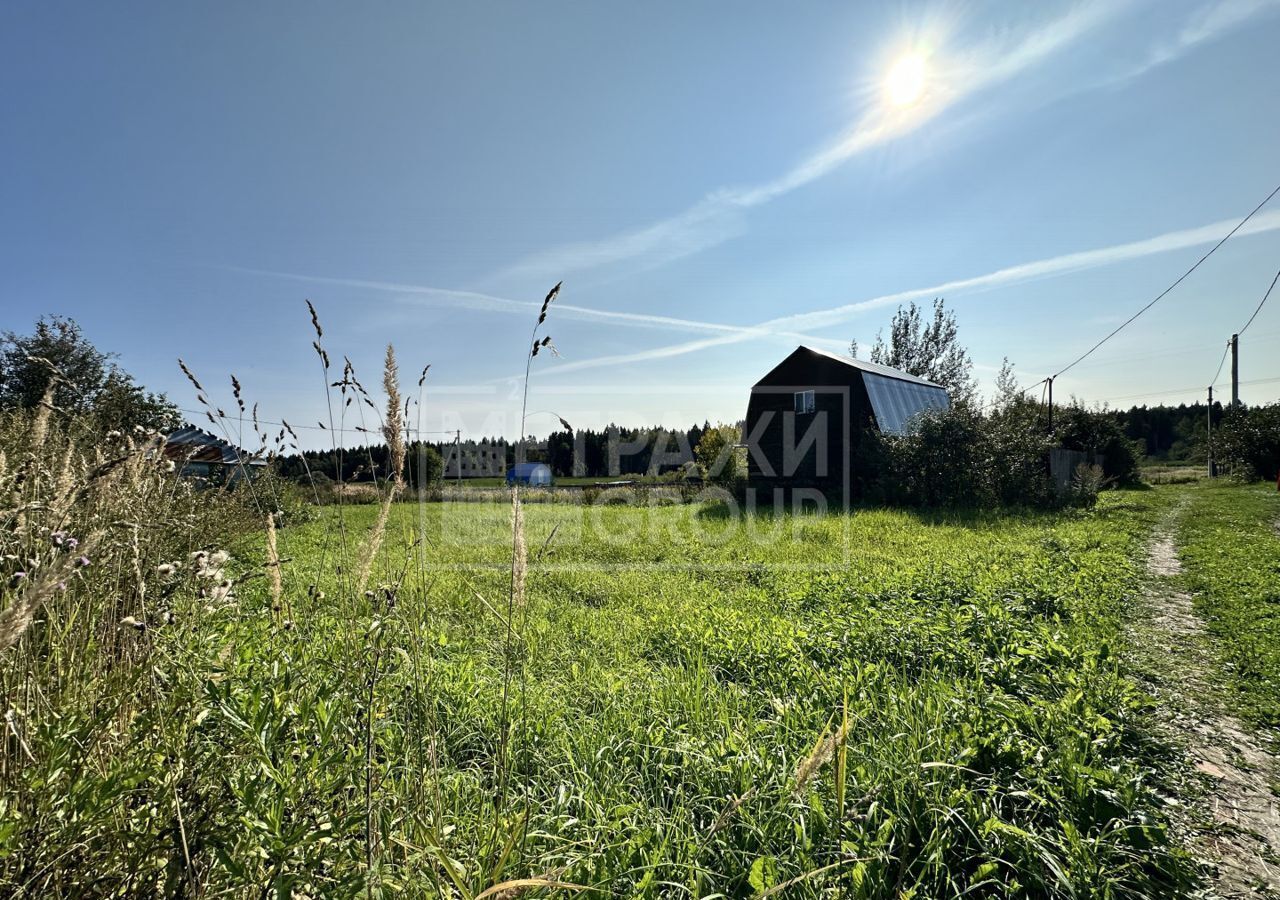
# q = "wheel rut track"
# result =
<box><xmin>1137</xmin><ymin>506</ymin><xmax>1280</xmax><ymax>898</ymax></box>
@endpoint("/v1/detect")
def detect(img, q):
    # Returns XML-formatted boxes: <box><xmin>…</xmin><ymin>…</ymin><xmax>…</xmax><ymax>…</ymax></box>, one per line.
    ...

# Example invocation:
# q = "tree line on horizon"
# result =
<box><xmin>2</xmin><ymin>313</ymin><xmax>1272</xmax><ymax>486</ymax></box>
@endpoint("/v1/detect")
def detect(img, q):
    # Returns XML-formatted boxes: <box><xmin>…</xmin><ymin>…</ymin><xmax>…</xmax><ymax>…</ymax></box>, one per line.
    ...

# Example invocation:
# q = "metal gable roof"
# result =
<box><xmin>750</xmin><ymin>346</ymin><xmax>951</xmax><ymax>435</ymax></box>
<box><xmin>165</xmin><ymin>426</ymin><xmax>267</xmax><ymax>466</ymax></box>
<box><xmin>861</xmin><ymin>372</ymin><xmax>951</xmax><ymax>434</ymax></box>
<box><xmin>797</xmin><ymin>345</ymin><xmax>945</xmax><ymax>388</ymax></box>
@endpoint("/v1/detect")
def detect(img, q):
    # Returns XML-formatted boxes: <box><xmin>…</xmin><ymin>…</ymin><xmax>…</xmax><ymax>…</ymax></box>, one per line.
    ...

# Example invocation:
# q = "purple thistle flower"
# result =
<box><xmin>75</xmin><ymin>556</ymin><xmax>91</xmax><ymax>568</ymax></box>
<box><xmin>65</xmin><ymin>537</ymin><xmax>79</xmax><ymax>550</ymax></box>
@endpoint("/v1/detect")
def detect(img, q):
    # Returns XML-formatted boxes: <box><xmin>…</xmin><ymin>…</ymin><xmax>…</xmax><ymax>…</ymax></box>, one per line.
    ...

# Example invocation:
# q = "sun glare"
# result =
<box><xmin>885</xmin><ymin>52</ymin><xmax>928</xmax><ymax>107</ymax></box>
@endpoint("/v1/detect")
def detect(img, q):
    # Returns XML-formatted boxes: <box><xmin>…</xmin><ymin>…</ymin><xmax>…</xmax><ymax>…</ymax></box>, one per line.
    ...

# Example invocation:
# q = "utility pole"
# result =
<box><xmin>1230</xmin><ymin>333</ymin><xmax>1240</xmax><ymax>407</ymax></box>
<box><xmin>1206</xmin><ymin>386</ymin><xmax>1215</xmax><ymax>478</ymax></box>
<box><xmin>1047</xmin><ymin>376</ymin><xmax>1054</xmax><ymax>433</ymax></box>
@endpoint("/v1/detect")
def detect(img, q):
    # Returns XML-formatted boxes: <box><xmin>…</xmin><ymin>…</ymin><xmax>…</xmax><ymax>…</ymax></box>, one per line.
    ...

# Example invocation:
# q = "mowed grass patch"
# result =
<box><xmin>1175</xmin><ymin>481</ymin><xmax>1280</xmax><ymax>725</ymax></box>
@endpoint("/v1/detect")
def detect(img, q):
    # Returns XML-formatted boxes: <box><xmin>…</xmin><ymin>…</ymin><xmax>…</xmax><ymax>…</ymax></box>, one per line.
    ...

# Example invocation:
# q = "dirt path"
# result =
<box><xmin>1135</xmin><ymin>509</ymin><xmax>1280</xmax><ymax>897</ymax></box>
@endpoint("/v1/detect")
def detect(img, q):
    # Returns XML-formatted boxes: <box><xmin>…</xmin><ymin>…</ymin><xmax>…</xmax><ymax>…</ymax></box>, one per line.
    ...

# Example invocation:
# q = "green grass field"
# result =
<box><xmin>14</xmin><ymin>479</ymin><xmax>1280</xmax><ymax>896</ymax></box>
<box><xmin>1175</xmin><ymin>482</ymin><xmax>1280</xmax><ymax>725</ymax></box>
<box><xmin>196</xmin><ymin>489</ymin><xmax>1199</xmax><ymax>896</ymax></box>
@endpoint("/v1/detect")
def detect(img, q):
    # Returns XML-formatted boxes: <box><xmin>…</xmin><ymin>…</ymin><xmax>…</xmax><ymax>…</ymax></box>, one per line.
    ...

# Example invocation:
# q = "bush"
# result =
<box><xmin>986</xmin><ymin>398</ymin><xmax>1055</xmax><ymax>507</ymax></box>
<box><xmin>874</xmin><ymin>403</ymin><xmax>994</xmax><ymax>507</ymax></box>
<box><xmin>694</xmin><ymin>424</ymin><xmax>745</xmax><ymax>489</ymax></box>
<box><xmin>1216</xmin><ymin>403</ymin><xmax>1280</xmax><ymax>481</ymax></box>
<box><xmin>1053</xmin><ymin>402</ymin><xmax>1142</xmax><ymax>486</ymax></box>
<box><xmin>857</xmin><ymin>398</ymin><xmax>1135</xmax><ymax>509</ymax></box>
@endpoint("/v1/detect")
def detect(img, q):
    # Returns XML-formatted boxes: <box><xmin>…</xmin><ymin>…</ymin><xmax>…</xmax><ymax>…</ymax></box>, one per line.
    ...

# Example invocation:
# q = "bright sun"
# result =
<box><xmin>884</xmin><ymin>52</ymin><xmax>928</xmax><ymax>107</ymax></box>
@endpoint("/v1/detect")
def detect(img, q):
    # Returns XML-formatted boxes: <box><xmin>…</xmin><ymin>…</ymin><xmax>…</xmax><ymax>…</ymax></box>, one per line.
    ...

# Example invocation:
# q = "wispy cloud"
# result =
<box><xmin>491</xmin><ymin>0</ymin><xmax>1279</xmax><ymax>288</ymax></box>
<box><xmin>224</xmin><ymin>264</ymin><xmax>847</xmax><ymax>349</ymax></box>
<box><xmin>490</xmin><ymin>1</ymin><xmax>1128</xmax><ymax>286</ymax></box>
<box><xmin>1120</xmin><ymin>0</ymin><xmax>1280</xmax><ymax>79</ymax></box>
<box><xmin>532</xmin><ymin>206</ymin><xmax>1280</xmax><ymax>377</ymax></box>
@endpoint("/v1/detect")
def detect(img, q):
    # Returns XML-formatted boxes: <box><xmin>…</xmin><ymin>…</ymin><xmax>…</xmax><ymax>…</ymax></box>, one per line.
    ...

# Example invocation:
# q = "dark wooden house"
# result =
<box><xmin>744</xmin><ymin>346</ymin><xmax>950</xmax><ymax>492</ymax></box>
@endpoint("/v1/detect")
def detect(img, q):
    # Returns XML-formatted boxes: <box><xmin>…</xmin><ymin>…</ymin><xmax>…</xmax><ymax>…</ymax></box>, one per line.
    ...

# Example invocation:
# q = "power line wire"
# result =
<box><xmin>1209</xmin><ymin>342</ymin><xmax>1230</xmax><ymax>388</ymax></box>
<box><xmin>177</xmin><ymin>407</ymin><xmax>457</xmax><ymax>436</ymax></box>
<box><xmin>1095</xmin><ymin>375</ymin><xmax>1280</xmax><ymax>405</ymax></box>
<box><xmin>1240</xmin><ymin>267</ymin><xmax>1280</xmax><ymax>335</ymax></box>
<box><xmin>1202</xmin><ymin>267</ymin><xmax>1279</xmax><ymax>388</ymax></box>
<box><xmin>1053</xmin><ymin>181</ymin><xmax>1280</xmax><ymax>380</ymax></box>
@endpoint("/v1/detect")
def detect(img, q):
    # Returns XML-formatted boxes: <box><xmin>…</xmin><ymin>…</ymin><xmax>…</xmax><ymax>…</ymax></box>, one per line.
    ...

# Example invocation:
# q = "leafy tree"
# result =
<box><xmin>867</xmin><ymin>298</ymin><xmax>976</xmax><ymax>403</ymax></box>
<box><xmin>0</xmin><ymin>316</ymin><xmax>108</xmax><ymax>411</ymax></box>
<box><xmin>1053</xmin><ymin>402</ymin><xmax>1142</xmax><ymax>486</ymax></box>
<box><xmin>992</xmin><ymin>357</ymin><xmax>1021</xmax><ymax>409</ymax></box>
<box><xmin>0</xmin><ymin>316</ymin><xmax>178</xmax><ymax>432</ymax></box>
<box><xmin>694</xmin><ymin>423</ymin><xmax>742</xmax><ymax>485</ymax></box>
<box><xmin>1217</xmin><ymin>403</ymin><xmax>1280</xmax><ymax>481</ymax></box>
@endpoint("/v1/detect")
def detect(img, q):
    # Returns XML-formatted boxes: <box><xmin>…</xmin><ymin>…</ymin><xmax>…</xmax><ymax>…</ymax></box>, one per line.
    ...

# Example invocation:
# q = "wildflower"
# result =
<box><xmin>8</xmin><ymin>571</ymin><xmax>25</xmax><ymax>588</ymax></box>
<box><xmin>163</xmin><ymin>460</ymin><xmax>176</xmax><ymax>473</ymax></box>
<box><xmin>209</xmin><ymin>550</ymin><xmax>230</xmax><ymax>567</ymax></box>
<box><xmin>65</xmin><ymin>537</ymin><xmax>79</xmax><ymax>550</ymax></box>
<box><xmin>119</xmin><ymin>616</ymin><xmax>146</xmax><ymax>631</ymax></box>
<box><xmin>50</xmin><ymin>531</ymin><xmax>66</xmax><ymax>547</ymax></box>
<box><xmin>56</xmin><ymin>581</ymin><xmax>66</xmax><ymax>592</ymax></box>
<box><xmin>75</xmin><ymin>556</ymin><xmax>91</xmax><ymax>568</ymax></box>
<box><xmin>156</xmin><ymin>563</ymin><xmax>176</xmax><ymax>578</ymax></box>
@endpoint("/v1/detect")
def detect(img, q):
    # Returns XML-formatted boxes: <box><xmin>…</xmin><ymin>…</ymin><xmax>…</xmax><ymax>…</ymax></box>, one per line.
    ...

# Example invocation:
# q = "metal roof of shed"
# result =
<box><xmin>798</xmin><ymin>345</ymin><xmax>945</xmax><ymax>388</ymax></box>
<box><xmin>751</xmin><ymin>346</ymin><xmax>951</xmax><ymax>435</ymax></box>
<box><xmin>164</xmin><ymin>426</ymin><xmax>267</xmax><ymax>466</ymax></box>
<box><xmin>862</xmin><ymin>372</ymin><xmax>951</xmax><ymax>434</ymax></box>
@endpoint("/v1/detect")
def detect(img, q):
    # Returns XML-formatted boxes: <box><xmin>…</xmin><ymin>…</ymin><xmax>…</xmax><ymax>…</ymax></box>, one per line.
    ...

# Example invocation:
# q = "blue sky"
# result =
<box><xmin>3</xmin><ymin>1</ymin><xmax>1279</xmax><ymax>444</ymax></box>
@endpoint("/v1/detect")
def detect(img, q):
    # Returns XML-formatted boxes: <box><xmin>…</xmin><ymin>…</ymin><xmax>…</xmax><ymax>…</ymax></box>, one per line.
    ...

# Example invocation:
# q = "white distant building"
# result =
<box><xmin>443</xmin><ymin>440</ymin><xmax>507</xmax><ymax>478</ymax></box>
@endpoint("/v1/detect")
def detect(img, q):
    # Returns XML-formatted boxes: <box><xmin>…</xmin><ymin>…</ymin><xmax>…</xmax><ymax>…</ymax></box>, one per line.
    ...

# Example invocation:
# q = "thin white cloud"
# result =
<box><xmin>533</xmin><ymin>207</ymin><xmax>1280</xmax><ymax>377</ymax></box>
<box><xmin>492</xmin><ymin>0</ymin><xmax>1279</xmax><ymax>287</ymax></box>
<box><xmin>491</xmin><ymin>1</ymin><xmax>1128</xmax><ymax>285</ymax></box>
<box><xmin>224</xmin><ymin>264</ymin><xmax>847</xmax><ymax>349</ymax></box>
<box><xmin>1123</xmin><ymin>0</ymin><xmax>1280</xmax><ymax>77</ymax></box>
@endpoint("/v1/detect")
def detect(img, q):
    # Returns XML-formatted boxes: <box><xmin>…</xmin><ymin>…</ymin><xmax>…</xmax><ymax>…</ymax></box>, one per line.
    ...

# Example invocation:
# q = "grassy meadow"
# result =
<box><xmin>1175</xmin><ymin>482</ymin><xmax>1280</xmax><ymax>725</ymax></box>
<box><xmin>7</xmin><ymin>426</ymin><xmax>1232</xmax><ymax>898</ymax></box>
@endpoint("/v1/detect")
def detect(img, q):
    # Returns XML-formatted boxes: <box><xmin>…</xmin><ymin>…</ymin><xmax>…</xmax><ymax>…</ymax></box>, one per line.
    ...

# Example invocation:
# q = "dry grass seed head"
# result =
<box><xmin>355</xmin><ymin>345</ymin><xmax>405</xmax><ymax>595</ymax></box>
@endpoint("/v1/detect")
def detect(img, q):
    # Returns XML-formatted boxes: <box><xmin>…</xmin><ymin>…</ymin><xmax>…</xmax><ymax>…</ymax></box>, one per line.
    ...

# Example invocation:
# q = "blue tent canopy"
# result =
<box><xmin>506</xmin><ymin>463</ymin><xmax>553</xmax><ymax>486</ymax></box>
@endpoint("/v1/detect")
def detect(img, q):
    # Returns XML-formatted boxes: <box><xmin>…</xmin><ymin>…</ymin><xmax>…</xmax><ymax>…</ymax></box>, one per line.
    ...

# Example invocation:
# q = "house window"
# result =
<box><xmin>794</xmin><ymin>390</ymin><xmax>815</xmax><ymax>414</ymax></box>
